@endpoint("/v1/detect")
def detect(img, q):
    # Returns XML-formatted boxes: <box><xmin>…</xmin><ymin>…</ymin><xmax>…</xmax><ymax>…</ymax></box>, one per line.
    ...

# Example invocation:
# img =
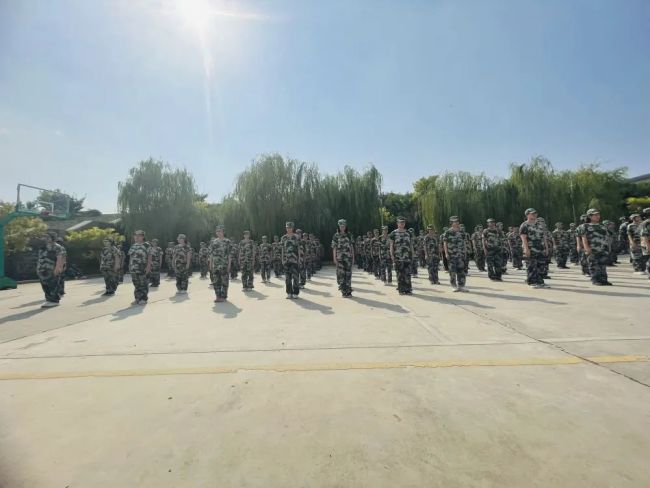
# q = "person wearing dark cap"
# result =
<box><xmin>389</xmin><ymin>216</ymin><xmax>414</xmax><ymax>295</ymax></box>
<box><xmin>281</xmin><ymin>221</ymin><xmax>302</xmax><ymax>298</ymax></box>
<box><xmin>172</xmin><ymin>233</ymin><xmax>193</xmax><ymax>294</ymax></box>
<box><xmin>332</xmin><ymin>219</ymin><xmax>354</xmax><ymax>297</ymax></box>
<box><xmin>36</xmin><ymin>232</ymin><xmax>65</xmax><ymax>307</ymax></box>
<box><xmin>100</xmin><ymin>237</ymin><xmax>120</xmax><ymax>296</ymax></box>
<box><xmin>129</xmin><ymin>230</ymin><xmax>152</xmax><ymax>305</ymax></box>
<box><xmin>198</xmin><ymin>242</ymin><xmax>210</xmax><ymax>279</ymax></box>
<box><xmin>423</xmin><ymin>224</ymin><xmax>441</xmax><ymax>285</ymax></box>
<box><xmin>209</xmin><ymin>225</ymin><xmax>232</xmax><ymax>302</ymax></box>
<box><xmin>443</xmin><ymin>216</ymin><xmax>469</xmax><ymax>292</ymax></box>
<box><xmin>519</xmin><ymin>208</ymin><xmax>549</xmax><ymax>288</ymax></box>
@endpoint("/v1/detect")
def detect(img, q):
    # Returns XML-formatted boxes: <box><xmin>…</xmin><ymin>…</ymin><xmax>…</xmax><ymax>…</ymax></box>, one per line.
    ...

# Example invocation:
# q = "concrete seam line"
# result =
<box><xmin>0</xmin><ymin>355</ymin><xmax>646</xmax><ymax>381</ymax></box>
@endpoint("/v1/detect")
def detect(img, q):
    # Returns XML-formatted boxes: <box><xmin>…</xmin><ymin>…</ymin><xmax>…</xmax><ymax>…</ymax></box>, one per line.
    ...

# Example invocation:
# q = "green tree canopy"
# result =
<box><xmin>1</xmin><ymin>202</ymin><xmax>48</xmax><ymax>253</ymax></box>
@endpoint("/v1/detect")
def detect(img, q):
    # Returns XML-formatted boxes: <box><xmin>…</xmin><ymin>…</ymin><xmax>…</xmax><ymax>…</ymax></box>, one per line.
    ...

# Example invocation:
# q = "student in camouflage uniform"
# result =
<box><xmin>482</xmin><ymin>219</ymin><xmax>503</xmax><ymax>281</ymax></box>
<box><xmin>641</xmin><ymin>208</ymin><xmax>650</xmax><ymax>276</ymax></box>
<box><xmin>302</xmin><ymin>232</ymin><xmax>313</xmax><ymax>281</ymax></box>
<box><xmin>443</xmin><ymin>217</ymin><xmax>468</xmax><ymax>292</ymax></box>
<box><xmin>294</xmin><ymin>229</ymin><xmax>306</xmax><ymax>287</ymax></box>
<box><xmin>496</xmin><ymin>222</ymin><xmax>508</xmax><ymax>275</ymax></box>
<box><xmin>165</xmin><ymin>242</ymin><xmax>175</xmax><ymax>278</ymax></box>
<box><xmin>148</xmin><ymin>238</ymin><xmax>163</xmax><ymax>287</ymax></box>
<box><xmin>552</xmin><ymin>222</ymin><xmax>570</xmax><ymax>269</ymax></box>
<box><xmin>576</xmin><ymin>214</ymin><xmax>591</xmax><ymax>276</ymax></box>
<box><xmin>371</xmin><ymin>229</ymin><xmax>381</xmax><ymax>279</ymax></box>
<box><xmin>209</xmin><ymin>225</ymin><xmax>232</xmax><ymax>302</ymax></box>
<box><xmin>259</xmin><ymin>235</ymin><xmax>272</xmax><ymax>283</ymax></box>
<box><xmin>37</xmin><ymin>231</ymin><xmax>65</xmax><ymax>307</ymax></box>
<box><xmin>418</xmin><ymin>229</ymin><xmax>426</xmax><ymax>268</ymax></box>
<box><xmin>536</xmin><ymin>217</ymin><xmax>552</xmax><ymax>279</ymax></box>
<box><xmin>440</xmin><ymin>227</ymin><xmax>449</xmax><ymax>271</ymax></box>
<box><xmin>581</xmin><ymin>209</ymin><xmax>612</xmax><ymax>285</ymax></box>
<box><xmin>332</xmin><ymin>219</ymin><xmax>354</xmax><ymax>297</ymax></box>
<box><xmin>129</xmin><ymin>230</ymin><xmax>152</xmax><ymax>304</ymax></box>
<box><xmin>100</xmin><ymin>237</ymin><xmax>120</xmax><ymax>296</ymax></box>
<box><xmin>379</xmin><ymin>225</ymin><xmax>392</xmax><ymax>284</ymax></box>
<box><xmin>424</xmin><ymin>225</ymin><xmax>441</xmax><ymax>285</ymax></box>
<box><xmin>628</xmin><ymin>213</ymin><xmax>646</xmax><ymax>273</ymax></box>
<box><xmin>507</xmin><ymin>226</ymin><xmax>523</xmax><ymax>270</ymax></box>
<box><xmin>54</xmin><ymin>236</ymin><xmax>67</xmax><ymax>296</ymax></box>
<box><xmin>389</xmin><ymin>217</ymin><xmax>414</xmax><ymax>295</ymax></box>
<box><xmin>603</xmin><ymin>220</ymin><xmax>618</xmax><ymax>265</ymax></box>
<box><xmin>281</xmin><ymin>221</ymin><xmax>302</xmax><ymax>298</ymax></box>
<box><xmin>238</xmin><ymin>231</ymin><xmax>256</xmax><ymax>290</ymax></box>
<box><xmin>355</xmin><ymin>235</ymin><xmax>364</xmax><ymax>269</ymax></box>
<box><xmin>198</xmin><ymin>242</ymin><xmax>210</xmax><ymax>279</ymax></box>
<box><xmin>568</xmin><ymin>223</ymin><xmax>579</xmax><ymax>264</ymax></box>
<box><xmin>519</xmin><ymin>208</ymin><xmax>550</xmax><ymax>288</ymax></box>
<box><xmin>271</xmin><ymin>235</ymin><xmax>283</xmax><ymax>277</ymax></box>
<box><xmin>459</xmin><ymin>224</ymin><xmax>470</xmax><ymax>275</ymax></box>
<box><xmin>363</xmin><ymin>232</ymin><xmax>372</xmax><ymax>273</ymax></box>
<box><xmin>471</xmin><ymin>225</ymin><xmax>486</xmax><ymax>272</ymax></box>
<box><xmin>618</xmin><ymin>217</ymin><xmax>630</xmax><ymax>255</ymax></box>
<box><xmin>172</xmin><ymin>234</ymin><xmax>192</xmax><ymax>294</ymax></box>
<box><xmin>230</xmin><ymin>240</ymin><xmax>239</xmax><ymax>279</ymax></box>
<box><xmin>408</xmin><ymin>228</ymin><xmax>419</xmax><ymax>276</ymax></box>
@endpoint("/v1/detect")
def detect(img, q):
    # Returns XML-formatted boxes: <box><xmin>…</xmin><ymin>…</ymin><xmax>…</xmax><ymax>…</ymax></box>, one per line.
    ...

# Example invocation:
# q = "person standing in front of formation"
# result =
<box><xmin>552</xmin><ymin>222</ymin><xmax>570</xmax><ymax>269</ymax></box>
<box><xmin>37</xmin><ymin>231</ymin><xmax>65</xmax><ymax>308</ymax></box>
<box><xmin>165</xmin><ymin>241</ymin><xmax>175</xmax><ymax>278</ymax></box>
<box><xmin>483</xmin><ymin>219</ymin><xmax>503</xmax><ymax>281</ymax></box>
<box><xmin>209</xmin><ymin>225</ymin><xmax>232</xmax><ymax>302</ymax></box>
<box><xmin>198</xmin><ymin>242</ymin><xmax>210</xmax><ymax>279</ymax></box>
<box><xmin>519</xmin><ymin>208</ymin><xmax>550</xmax><ymax>289</ymax></box>
<box><xmin>259</xmin><ymin>235</ymin><xmax>272</xmax><ymax>283</ymax></box>
<box><xmin>424</xmin><ymin>225</ymin><xmax>441</xmax><ymax>285</ymax></box>
<box><xmin>443</xmin><ymin>216</ymin><xmax>469</xmax><ymax>292</ymax></box>
<box><xmin>281</xmin><ymin>221</ymin><xmax>302</xmax><ymax>299</ymax></box>
<box><xmin>628</xmin><ymin>213</ymin><xmax>646</xmax><ymax>274</ymax></box>
<box><xmin>582</xmin><ymin>209</ymin><xmax>612</xmax><ymax>286</ymax></box>
<box><xmin>332</xmin><ymin>219</ymin><xmax>354</xmax><ymax>297</ymax></box>
<box><xmin>148</xmin><ymin>238</ymin><xmax>163</xmax><ymax>287</ymax></box>
<box><xmin>100</xmin><ymin>237</ymin><xmax>120</xmax><ymax>296</ymax></box>
<box><xmin>272</xmin><ymin>235</ymin><xmax>283</xmax><ymax>278</ymax></box>
<box><xmin>239</xmin><ymin>230</ymin><xmax>256</xmax><ymax>290</ymax></box>
<box><xmin>389</xmin><ymin>216</ymin><xmax>414</xmax><ymax>295</ymax></box>
<box><xmin>172</xmin><ymin>234</ymin><xmax>192</xmax><ymax>294</ymax></box>
<box><xmin>379</xmin><ymin>225</ymin><xmax>392</xmax><ymax>285</ymax></box>
<box><xmin>129</xmin><ymin>230</ymin><xmax>152</xmax><ymax>305</ymax></box>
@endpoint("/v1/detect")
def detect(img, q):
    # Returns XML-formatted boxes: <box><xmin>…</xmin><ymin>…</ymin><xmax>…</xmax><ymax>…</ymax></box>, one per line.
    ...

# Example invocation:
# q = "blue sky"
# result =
<box><xmin>1</xmin><ymin>0</ymin><xmax>648</xmax><ymax>212</ymax></box>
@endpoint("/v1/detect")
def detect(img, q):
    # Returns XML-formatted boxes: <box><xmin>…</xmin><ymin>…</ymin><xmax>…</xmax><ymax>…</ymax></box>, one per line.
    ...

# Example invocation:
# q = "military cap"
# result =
<box><xmin>381</xmin><ymin>225</ymin><xmax>388</xmax><ymax>230</ymax></box>
<box><xmin>569</xmin><ymin>223</ymin><xmax>575</xmax><ymax>227</ymax></box>
<box><xmin>262</xmin><ymin>235</ymin><xmax>268</xmax><ymax>240</ymax></box>
<box><xmin>619</xmin><ymin>217</ymin><xmax>626</xmax><ymax>221</ymax></box>
<box><xmin>215</xmin><ymin>224</ymin><xmax>224</xmax><ymax>231</ymax></box>
<box><xmin>177</xmin><ymin>233</ymin><xmax>186</xmax><ymax>240</ymax></box>
<box><xmin>630</xmin><ymin>213</ymin><xmax>640</xmax><ymax>219</ymax></box>
<box><xmin>524</xmin><ymin>208</ymin><xmax>537</xmax><ymax>216</ymax></box>
<box><xmin>537</xmin><ymin>217</ymin><xmax>545</xmax><ymax>222</ymax></box>
<box><xmin>643</xmin><ymin>207</ymin><xmax>650</xmax><ymax>215</ymax></box>
<box><xmin>426</xmin><ymin>224</ymin><xmax>433</xmax><ymax>230</ymax></box>
<box><xmin>603</xmin><ymin>220</ymin><xmax>610</xmax><ymax>225</ymax></box>
<box><xmin>449</xmin><ymin>216</ymin><xmax>459</xmax><ymax>222</ymax></box>
<box><xmin>555</xmin><ymin>222</ymin><xmax>562</xmax><ymax>226</ymax></box>
<box><xmin>396</xmin><ymin>216</ymin><xmax>406</xmax><ymax>222</ymax></box>
<box><xmin>243</xmin><ymin>230</ymin><xmax>251</xmax><ymax>235</ymax></box>
<box><xmin>134</xmin><ymin>230</ymin><xmax>145</xmax><ymax>236</ymax></box>
<box><xmin>337</xmin><ymin>219</ymin><xmax>347</xmax><ymax>226</ymax></box>
<box><xmin>296</xmin><ymin>228</ymin><xmax>302</xmax><ymax>233</ymax></box>
<box><xmin>55</xmin><ymin>236</ymin><xmax>64</xmax><ymax>243</ymax></box>
<box><xmin>103</xmin><ymin>236</ymin><xmax>113</xmax><ymax>243</ymax></box>
<box><xmin>198</xmin><ymin>241</ymin><xmax>205</xmax><ymax>245</ymax></box>
<box><xmin>408</xmin><ymin>227</ymin><xmax>414</xmax><ymax>232</ymax></box>
<box><xmin>285</xmin><ymin>221</ymin><xmax>294</xmax><ymax>228</ymax></box>
<box><xmin>580</xmin><ymin>214</ymin><xmax>587</xmax><ymax>219</ymax></box>
<box><xmin>586</xmin><ymin>208</ymin><xmax>600</xmax><ymax>216</ymax></box>
<box><xmin>273</xmin><ymin>235</ymin><xmax>279</xmax><ymax>239</ymax></box>
<box><xmin>152</xmin><ymin>238</ymin><xmax>159</xmax><ymax>244</ymax></box>
<box><xmin>486</xmin><ymin>218</ymin><xmax>495</xmax><ymax>223</ymax></box>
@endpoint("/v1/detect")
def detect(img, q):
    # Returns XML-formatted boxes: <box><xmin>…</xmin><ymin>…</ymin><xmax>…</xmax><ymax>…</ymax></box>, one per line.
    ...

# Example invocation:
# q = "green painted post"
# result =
<box><xmin>0</xmin><ymin>214</ymin><xmax>18</xmax><ymax>289</ymax></box>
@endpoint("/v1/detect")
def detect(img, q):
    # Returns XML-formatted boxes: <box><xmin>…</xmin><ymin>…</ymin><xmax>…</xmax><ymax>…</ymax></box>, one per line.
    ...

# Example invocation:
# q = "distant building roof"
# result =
<box><xmin>629</xmin><ymin>173</ymin><xmax>650</xmax><ymax>183</ymax></box>
<box><xmin>47</xmin><ymin>213</ymin><xmax>122</xmax><ymax>233</ymax></box>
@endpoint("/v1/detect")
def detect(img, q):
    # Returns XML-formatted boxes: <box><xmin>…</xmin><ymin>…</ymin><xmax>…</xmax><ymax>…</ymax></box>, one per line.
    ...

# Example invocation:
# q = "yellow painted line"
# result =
<box><xmin>0</xmin><ymin>355</ymin><xmax>646</xmax><ymax>381</ymax></box>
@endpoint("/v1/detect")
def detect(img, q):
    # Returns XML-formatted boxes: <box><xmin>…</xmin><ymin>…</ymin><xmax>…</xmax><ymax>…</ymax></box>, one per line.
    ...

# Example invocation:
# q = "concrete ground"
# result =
<box><xmin>0</xmin><ymin>262</ymin><xmax>649</xmax><ymax>488</ymax></box>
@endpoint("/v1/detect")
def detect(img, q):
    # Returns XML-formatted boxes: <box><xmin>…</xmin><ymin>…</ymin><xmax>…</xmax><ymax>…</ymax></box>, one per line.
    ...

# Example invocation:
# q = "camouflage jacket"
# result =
<box><xmin>239</xmin><ymin>239</ymin><xmax>256</xmax><ymax>263</ymax></box>
<box><xmin>198</xmin><ymin>246</ymin><xmax>210</xmax><ymax>264</ymax></box>
<box><xmin>627</xmin><ymin>222</ymin><xmax>641</xmax><ymax>245</ymax></box>
<box><xmin>100</xmin><ymin>245</ymin><xmax>119</xmax><ymax>271</ymax></box>
<box><xmin>389</xmin><ymin>229</ymin><xmax>413</xmax><ymax>262</ymax></box>
<box><xmin>149</xmin><ymin>245</ymin><xmax>163</xmax><ymax>270</ymax></box>
<box><xmin>371</xmin><ymin>237</ymin><xmax>381</xmax><ymax>258</ymax></box>
<box><xmin>37</xmin><ymin>242</ymin><xmax>64</xmax><ymax>279</ymax></box>
<box><xmin>128</xmin><ymin>242</ymin><xmax>150</xmax><ymax>273</ymax></box>
<box><xmin>442</xmin><ymin>229</ymin><xmax>466</xmax><ymax>257</ymax></box>
<box><xmin>424</xmin><ymin>234</ymin><xmax>440</xmax><ymax>259</ymax></box>
<box><xmin>379</xmin><ymin>235</ymin><xmax>390</xmax><ymax>260</ymax></box>
<box><xmin>584</xmin><ymin>223</ymin><xmax>609</xmax><ymax>253</ymax></box>
<box><xmin>209</xmin><ymin>238</ymin><xmax>232</xmax><ymax>269</ymax></box>
<box><xmin>272</xmin><ymin>242</ymin><xmax>282</xmax><ymax>260</ymax></box>
<box><xmin>164</xmin><ymin>246</ymin><xmax>174</xmax><ymax>262</ymax></box>
<box><xmin>552</xmin><ymin>229</ymin><xmax>571</xmax><ymax>250</ymax></box>
<box><xmin>471</xmin><ymin>231</ymin><xmax>483</xmax><ymax>253</ymax></box>
<box><xmin>281</xmin><ymin>234</ymin><xmax>301</xmax><ymax>264</ymax></box>
<box><xmin>259</xmin><ymin>242</ymin><xmax>272</xmax><ymax>262</ymax></box>
<box><xmin>482</xmin><ymin>228</ymin><xmax>501</xmax><ymax>250</ymax></box>
<box><xmin>519</xmin><ymin>221</ymin><xmax>545</xmax><ymax>254</ymax></box>
<box><xmin>332</xmin><ymin>231</ymin><xmax>354</xmax><ymax>262</ymax></box>
<box><xmin>172</xmin><ymin>244</ymin><xmax>192</xmax><ymax>271</ymax></box>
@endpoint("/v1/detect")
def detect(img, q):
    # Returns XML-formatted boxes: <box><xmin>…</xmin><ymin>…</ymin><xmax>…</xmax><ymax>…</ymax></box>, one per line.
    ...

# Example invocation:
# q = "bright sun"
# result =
<box><xmin>176</xmin><ymin>0</ymin><xmax>213</xmax><ymax>34</ymax></box>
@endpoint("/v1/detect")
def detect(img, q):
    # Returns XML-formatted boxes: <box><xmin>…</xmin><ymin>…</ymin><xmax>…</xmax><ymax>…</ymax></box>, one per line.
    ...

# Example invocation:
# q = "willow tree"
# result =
<box><xmin>117</xmin><ymin>158</ymin><xmax>209</xmax><ymax>244</ymax></box>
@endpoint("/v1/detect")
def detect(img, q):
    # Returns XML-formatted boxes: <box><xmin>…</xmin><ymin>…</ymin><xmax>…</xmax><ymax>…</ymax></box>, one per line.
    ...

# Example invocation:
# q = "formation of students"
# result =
<box><xmin>33</xmin><ymin>206</ymin><xmax>650</xmax><ymax>307</ymax></box>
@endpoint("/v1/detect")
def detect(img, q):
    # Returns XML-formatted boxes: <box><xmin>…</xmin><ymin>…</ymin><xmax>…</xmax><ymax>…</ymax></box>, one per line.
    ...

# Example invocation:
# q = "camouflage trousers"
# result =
<box><xmin>102</xmin><ymin>269</ymin><xmax>119</xmax><ymax>293</ymax></box>
<box><xmin>336</xmin><ymin>260</ymin><xmax>352</xmax><ymax>295</ymax></box>
<box><xmin>427</xmin><ymin>256</ymin><xmax>440</xmax><ymax>284</ymax></box>
<box><xmin>419</xmin><ymin>253</ymin><xmax>426</xmax><ymax>268</ymax></box>
<box><xmin>569</xmin><ymin>246</ymin><xmax>578</xmax><ymax>263</ymax></box>
<box><xmin>525</xmin><ymin>252</ymin><xmax>545</xmax><ymax>285</ymax></box>
<box><xmin>284</xmin><ymin>262</ymin><xmax>300</xmax><ymax>295</ymax></box>
<box><xmin>230</xmin><ymin>260</ymin><xmax>239</xmax><ymax>279</ymax></box>
<box><xmin>260</xmin><ymin>260</ymin><xmax>272</xmax><ymax>281</ymax></box>
<box><xmin>149</xmin><ymin>268</ymin><xmax>161</xmax><ymax>287</ymax></box>
<box><xmin>165</xmin><ymin>258</ymin><xmax>175</xmax><ymax>277</ymax></box>
<box><xmin>299</xmin><ymin>263</ymin><xmax>307</xmax><ymax>285</ymax></box>
<box><xmin>175</xmin><ymin>269</ymin><xmax>189</xmax><ymax>291</ymax></box>
<box><xmin>212</xmin><ymin>267</ymin><xmax>229</xmax><ymax>298</ymax></box>
<box><xmin>131</xmin><ymin>272</ymin><xmax>149</xmax><ymax>301</ymax></box>
<box><xmin>579</xmin><ymin>250</ymin><xmax>590</xmax><ymax>275</ymax></box>
<box><xmin>511</xmin><ymin>250</ymin><xmax>523</xmax><ymax>269</ymax></box>
<box><xmin>501</xmin><ymin>249</ymin><xmax>509</xmax><ymax>273</ymax></box>
<box><xmin>411</xmin><ymin>258</ymin><xmax>419</xmax><ymax>276</ymax></box>
<box><xmin>395</xmin><ymin>260</ymin><xmax>412</xmax><ymax>293</ymax></box>
<box><xmin>442</xmin><ymin>253</ymin><xmax>449</xmax><ymax>271</ymax></box>
<box><xmin>272</xmin><ymin>259</ymin><xmax>283</xmax><ymax>277</ymax></box>
<box><xmin>474</xmin><ymin>250</ymin><xmax>486</xmax><ymax>271</ymax></box>
<box><xmin>39</xmin><ymin>272</ymin><xmax>61</xmax><ymax>303</ymax></box>
<box><xmin>554</xmin><ymin>248</ymin><xmax>569</xmax><ymax>268</ymax></box>
<box><xmin>241</xmin><ymin>261</ymin><xmax>254</xmax><ymax>288</ymax></box>
<box><xmin>588</xmin><ymin>252</ymin><xmax>609</xmax><ymax>284</ymax></box>
<box><xmin>486</xmin><ymin>248</ymin><xmax>502</xmax><ymax>279</ymax></box>
<box><xmin>448</xmin><ymin>255</ymin><xmax>466</xmax><ymax>289</ymax></box>
<box><xmin>380</xmin><ymin>258</ymin><xmax>392</xmax><ymax>283</ymax></box>
<box><xmin>199</xmin><ymin>261</ymin><xmax>209</xmax><ymax>278</ymax></box>
<box><xmin>540</xmin><ymin>253</ymin><xmax>551</xmax><ymax>277</ymax></box>
<box><xmin>631</xmin><ymin>247</ymin><xmax>646</xmax><ymax>272</ymax></box>
<box><xmin>372</xmin><ymin>257</ymin><xmax>381</xmax><ymax>278</ymax></box>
